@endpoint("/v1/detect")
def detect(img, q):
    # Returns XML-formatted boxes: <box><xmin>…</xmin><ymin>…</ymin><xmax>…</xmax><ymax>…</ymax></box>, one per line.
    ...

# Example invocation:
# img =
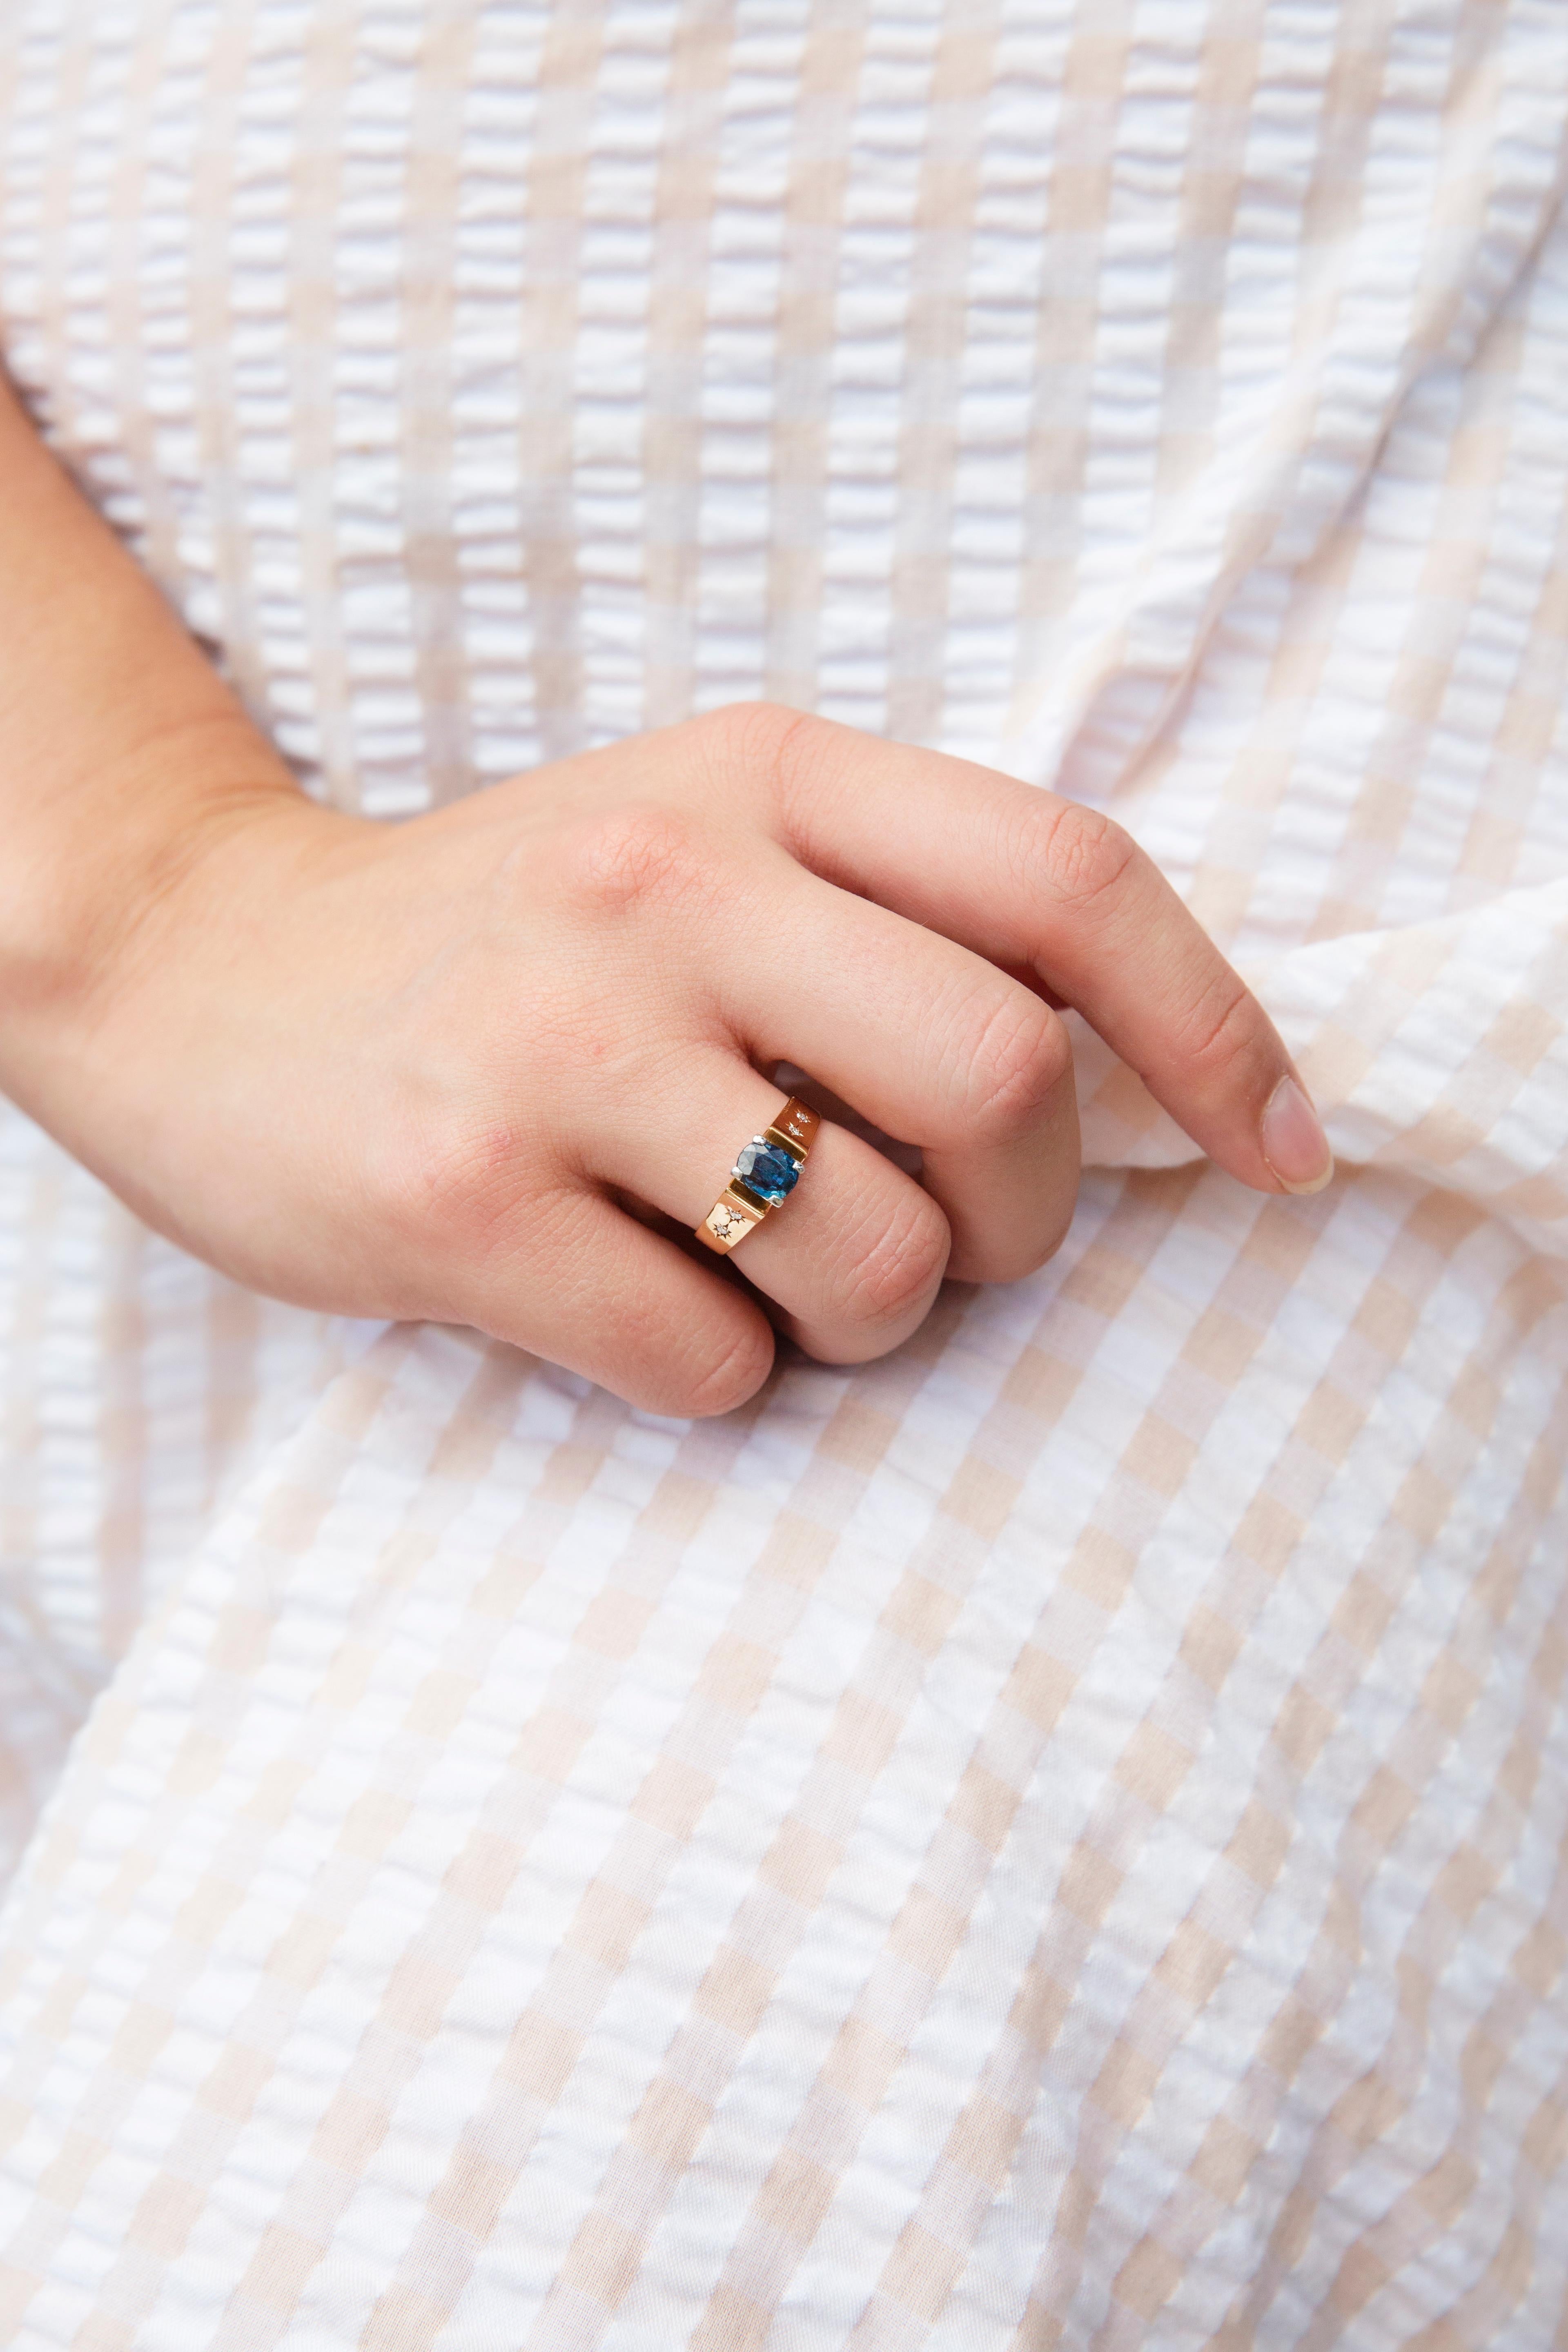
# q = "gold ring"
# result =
<box><xmin>696</xmin><ymin>1096</ymin><xmax>820</xmax><ymax>1255</ymax></box>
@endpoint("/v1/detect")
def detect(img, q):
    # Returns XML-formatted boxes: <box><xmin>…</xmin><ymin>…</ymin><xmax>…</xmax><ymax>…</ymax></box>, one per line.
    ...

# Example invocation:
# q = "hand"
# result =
<box><xmin>12</xmin><ymin>702</ymin><xmax>1332</xmax><ymax>1417</ymax></box>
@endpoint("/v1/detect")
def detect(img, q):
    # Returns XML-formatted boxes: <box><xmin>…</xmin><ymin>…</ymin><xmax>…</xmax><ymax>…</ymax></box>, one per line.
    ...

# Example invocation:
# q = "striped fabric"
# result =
<box><xmin>1</xmin><ymin>2</ymin><xmax>1566</xmax><ymax>2344</ymax></box>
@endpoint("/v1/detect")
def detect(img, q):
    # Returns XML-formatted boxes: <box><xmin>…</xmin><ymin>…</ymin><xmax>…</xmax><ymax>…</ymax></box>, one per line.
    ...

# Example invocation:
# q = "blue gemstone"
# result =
<box><xmin>733</xmin><ymin>1138</ymin><xmax>800</xmax><ymax>1205</ymax></box>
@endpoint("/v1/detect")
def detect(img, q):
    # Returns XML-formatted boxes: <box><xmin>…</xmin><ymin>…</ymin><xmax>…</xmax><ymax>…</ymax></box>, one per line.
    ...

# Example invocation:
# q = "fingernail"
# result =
<box><xmin>1260</xmin><ymin>1075</ymin><xmax>1334</xmax><ymax>1194</ymax></box>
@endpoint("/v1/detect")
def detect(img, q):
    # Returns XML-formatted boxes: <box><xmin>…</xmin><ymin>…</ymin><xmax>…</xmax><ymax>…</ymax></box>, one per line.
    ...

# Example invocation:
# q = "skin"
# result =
<box><xmin>0</xmin><ymin>370</ymin><xmax>1332</xmax><ymax>1418</ymax></box>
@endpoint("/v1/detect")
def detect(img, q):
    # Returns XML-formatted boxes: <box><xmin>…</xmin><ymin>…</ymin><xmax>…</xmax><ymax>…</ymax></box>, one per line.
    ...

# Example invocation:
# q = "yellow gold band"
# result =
<box><xmin>697</xmin><ymin>1096</ymin><xmax>820</xmax><ymax>1255</ymax></box>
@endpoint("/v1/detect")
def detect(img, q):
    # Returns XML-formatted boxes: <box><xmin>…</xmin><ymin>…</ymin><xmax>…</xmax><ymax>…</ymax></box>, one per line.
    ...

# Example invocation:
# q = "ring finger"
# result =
<box><xmin>590</xmin><ymin>1048</ymin><xmax>952</xmax><ymax>1365</ymax></box>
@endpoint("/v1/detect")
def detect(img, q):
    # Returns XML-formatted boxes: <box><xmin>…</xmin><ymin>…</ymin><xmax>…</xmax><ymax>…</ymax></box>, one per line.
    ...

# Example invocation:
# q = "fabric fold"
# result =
<box><xmin>1002</xmin><ymin>7</ymin><xmax>1568</xmax><ymax>804</ymax></box>
<box><xmin>1075</xmin><ymin>875</ymin><xmax>1568</xmax><ymax>1257</ymax></box>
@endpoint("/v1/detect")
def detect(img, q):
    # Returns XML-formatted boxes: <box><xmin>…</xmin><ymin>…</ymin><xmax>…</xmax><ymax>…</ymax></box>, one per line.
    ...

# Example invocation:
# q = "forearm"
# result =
<box><xmin>0</xmin><ymin>369</ymin><xmax>302</xmax><ymax>1054</ymax></box>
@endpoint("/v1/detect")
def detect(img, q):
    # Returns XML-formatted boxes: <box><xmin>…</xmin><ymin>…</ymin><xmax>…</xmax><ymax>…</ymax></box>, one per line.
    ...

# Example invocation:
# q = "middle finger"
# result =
<box><xmin>716</xmin><ymin>844</ymin><xmax>1081</xmax><ymax>1283</ymax></box>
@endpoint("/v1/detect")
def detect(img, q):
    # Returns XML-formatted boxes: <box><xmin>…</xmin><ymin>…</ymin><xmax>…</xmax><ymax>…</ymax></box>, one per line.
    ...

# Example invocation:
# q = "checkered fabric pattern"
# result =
<box><xmin>0</xmin><ymin>2</ymin><xmax>1566</xmax><ymax>2344</ymax></box>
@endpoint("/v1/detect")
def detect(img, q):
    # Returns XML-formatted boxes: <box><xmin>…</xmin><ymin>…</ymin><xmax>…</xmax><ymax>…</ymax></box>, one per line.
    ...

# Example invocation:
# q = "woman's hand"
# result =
<box><xmin>9</xmin><ymin>700</ymin><xmax>1332</xmax><ymax>1417</ymax></box>
<box><xmin>0</xmin><ymin>361</ymin><xmax>1329</xmax><ymax>1417</ymax></box>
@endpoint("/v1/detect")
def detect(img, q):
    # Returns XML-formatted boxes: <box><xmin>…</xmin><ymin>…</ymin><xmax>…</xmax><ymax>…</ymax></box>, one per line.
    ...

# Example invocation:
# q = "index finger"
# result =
<box><xmin>732</xmin><ymin>707</ymin><xmax>1334</xmax><ymax>1198</ymax></box>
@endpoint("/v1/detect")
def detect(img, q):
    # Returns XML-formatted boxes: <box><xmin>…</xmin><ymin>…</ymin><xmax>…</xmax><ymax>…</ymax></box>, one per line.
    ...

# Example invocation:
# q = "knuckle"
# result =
<box><xmin>694</xmin><ymin>698</ymin><xmax>830</xmax><ymax>820</ymax></box>
<box><xmin>553</xmin><ymin>800</ymin><xmax>703</xmax><ymax>920</ymax></box>
<box><xmin>380</xmin><ymin>1112</ymin><xmax>538</xmax><ymax>1263</ymax></box>
<box><xmin>962</xmin><ymin>993</ymin><xmax>1072</xmax><ymax>1141</ymax></box>
<box><xmin>673</xmin><ymin>1320</ymin><xmax>776</xmax><ymax>1419</ymax></box>
<box><xmin>841</xmin><ymin>1186</ymin><xmax>949</xmax><ymax>1331</ymax></box>
<box><xmin>1174</xmin><ymin>969</ymin><xmax>1264</xmax><ymax>1082</ymax></box>
<box><xmin>1025</xmin><ymin>797</ymin><xmax>1139</xmax><ymax>914</ymax></box>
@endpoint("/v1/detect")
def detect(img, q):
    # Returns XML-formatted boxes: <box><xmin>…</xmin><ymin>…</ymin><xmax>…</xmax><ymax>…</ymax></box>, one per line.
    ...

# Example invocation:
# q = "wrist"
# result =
<box><xmin>0</xmin><ymin>715</ymin><xmax>320</xmax><ymax>1087</ymax></box>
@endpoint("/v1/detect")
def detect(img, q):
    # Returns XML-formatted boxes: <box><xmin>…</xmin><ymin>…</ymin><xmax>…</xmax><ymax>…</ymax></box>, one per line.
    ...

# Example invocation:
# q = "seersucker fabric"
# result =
<box><xmin>0</xmin><ymin>2</ymin><xmax>1566</xmax><ymax>2344</ymax></box>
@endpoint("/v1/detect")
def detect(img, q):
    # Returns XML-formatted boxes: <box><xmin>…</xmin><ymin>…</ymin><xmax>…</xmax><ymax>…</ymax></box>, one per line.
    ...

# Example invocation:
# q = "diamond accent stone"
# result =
<box><xmin>733</xmin><ymin>1137</ymin><xmax>800</xmax><ymax>1205</ymax></box>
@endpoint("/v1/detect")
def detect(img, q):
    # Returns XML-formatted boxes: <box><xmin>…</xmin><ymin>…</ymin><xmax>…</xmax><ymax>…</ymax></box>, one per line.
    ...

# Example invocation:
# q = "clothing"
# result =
<box><xmin>1</xmin><ymin>0</ymin><xmax>1566</xmax><ymax>2343</ymax></box>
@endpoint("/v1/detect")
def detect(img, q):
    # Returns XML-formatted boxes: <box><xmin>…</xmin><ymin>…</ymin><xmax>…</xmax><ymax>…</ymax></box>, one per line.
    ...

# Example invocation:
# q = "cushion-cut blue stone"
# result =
<box><xmin>733</xmin><ymin>1138</ymin><xmax>800</xmax><ymax>1205</ymax></box>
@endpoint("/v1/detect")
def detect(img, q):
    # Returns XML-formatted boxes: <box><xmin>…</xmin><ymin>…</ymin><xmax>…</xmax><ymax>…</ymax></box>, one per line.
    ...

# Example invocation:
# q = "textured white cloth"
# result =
<box><xmin>0</xmin><ymin>2</ymin><xmax>1566</xmax><ymax>2345</ymax></box>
